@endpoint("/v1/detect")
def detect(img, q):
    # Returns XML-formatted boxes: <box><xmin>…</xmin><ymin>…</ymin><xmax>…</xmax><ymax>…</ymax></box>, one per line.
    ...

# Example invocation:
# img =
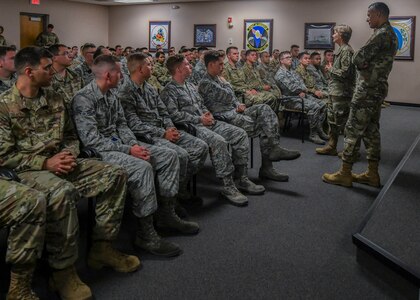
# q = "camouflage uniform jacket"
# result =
<box><xmin>160</xmin><ymin>79</ymin><xmax>209</xmax><ymax>125</ymax></box>
<box><xmin>242</xmin><ymin>63</ymin><xmax>267</xmax><ymax>91</ymax></box>
<box><xmin>321</xmin><ymin>60</ymin><xmax>332</xmax><ymax>81</ymax></box>
<box><xmin>118</xmin><ymin>77</ymin><xmax>174</xmax><ymax>138</ymax></box>
<box><xmin>257</xmin><ymin>62</ymin><xmax>277</xmax><ymax>87</ymax></box>
<box><xmin>147</xmin><ymin>75</ymin><xmax>163</xmax><ymax>94</ymax></box>
<box><xmin>307</xmin><ymin>65</ymin><xmax>329</xmax><ymax>95</ymax></box>
<box><xmin>0</xmin><ymin>85</ymin><xmax>79</xmax><ymax>173</ymax></box>
<box><xmin>73</xmin><ymin>62</ymin><xmax>94</xmax><ymax>87</ymax></box>
<box><xmin>35</xmin><ymin>32</ymin><xmax>59</xmax><ymax>47</ymax></box>
<box><xmin>328</xmin><ymin>44</ymin><xmax>355</xmax><ymax>97</ymax></box>
<box><xmin>269</xmin><ymin>58</ymin><xmax>280</xmax><ymax>71</ymax></box>
<box><xmin>197</xmin><ymin>72</ymin><xmax>241</xmax><ymax>121</ymax></box>
<box><xmin>189</xmin><ymin>60</ymin><xmax>207</xmax><ymax>86</ymax></box>
<box><xmin>0</xmin><ymin>73</ymin><xmax>17</xmax><ymax>94</ymax></box>
<box><xmin>0</xmin><ymin>35</ymin><xmax>6</xmax><ymax>46</ymax></box>
<box><xmin>291</xmin><ymin>58</ymin><xmax>300</xmax><ymax>70</ymax></box>
<box><xmin>51</xmin><ymin>68</ymin><xmax>84</xmax><ymax>107</ymax></box>
<box><xmin>236</xmin><ymin>59</ymin><xmax>246</xmax><ymax>69</ymax></box>
<box><xmin>223</xmin><ymin>62</ymin><xmax>248</xmax><ymax>94</ymax></box>
<box><xmin>72</xmin><ymin>81</ymin><xmax>138</xmax><ymax>154</ymax></box>
<box><xmin>274</xmin><ymin>66</ymin><xmax>307</xmax><ymax>96</ymax></box>
<box><xmin>295</xmin><ymin>64</ymin><xmax>319</xmax><ymax>95</ymax></box>
<box><xmin>153</xmin><ymin>61</ymin><xmax>171</xmax><ymax>86</ymax></box>
<box><xmin>352</xmin><ymin>21</ymin><xmax>397</xmax><ymax>101</ymax></box>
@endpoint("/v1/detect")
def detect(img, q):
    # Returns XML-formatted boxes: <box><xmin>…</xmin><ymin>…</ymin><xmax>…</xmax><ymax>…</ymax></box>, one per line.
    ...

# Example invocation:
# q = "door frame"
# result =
<box><xmin>20</xmin><ymin>12</ymin><xmax>49</xmax><ymax>47</ymax></box>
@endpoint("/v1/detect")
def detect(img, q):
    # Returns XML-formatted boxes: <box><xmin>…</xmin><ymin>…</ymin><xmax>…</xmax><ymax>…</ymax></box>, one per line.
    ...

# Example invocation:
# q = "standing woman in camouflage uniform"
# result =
<box><xmin>323</xmin><ymin>2</ymin><xmax>398</xmax><ymax>188</ymax></box>
<box><xmin>316</xmin><ymin>24</ymin><xmax>355</xmax><ymax>156</ymax></box>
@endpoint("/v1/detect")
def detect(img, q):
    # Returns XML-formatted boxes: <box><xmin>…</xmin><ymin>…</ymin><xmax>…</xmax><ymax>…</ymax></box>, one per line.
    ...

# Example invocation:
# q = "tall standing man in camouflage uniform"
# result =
<box><xmin>35</xmin><ymin>24</ymin><xmax>59</xmax><ymax>47</ymax></box>
<box><xmin>323</xmin><ymin>2</ymin><xmax>398</xmax><ymax>188</ymax></box>
<box><xmin>0</xmin><ymin>46</ymin><xmax>17</xmax><ymax>93</ymax></box>
<box><xmin>73</xmin><ymin>43</ymin><xmax>96</xmax><ymax>86</ymax></box>
<box><xmin>316</xmin><ymin>25</ymin><xmax>355</xmax><ymax>156</ymax></box>
<box><xmin>161</xmin><ymin>55</ymin><xmax>265</xmax><ymax>207</ymax></box>
<box><xmin>1</xmin><ymin>179</ymin><xmax>46</xmax><ymax>300</ymax></box>
<box><xmin>0</xmin><ymin>46</ymin><xmax>140</xmax><ymax>300</ymax></box>
<box><xmin>73</xmin><ymin>55</ymin><xmax>198</xmax><ymax>258</ymax></box>
<box><xmin>118</xmin><ymin>53</ymin><xmax>208</xmax><ymax>206</ymax></box>
<box><xmin>198</xmin><ymin>50</ymin><xmax>301</xmax><ymax>182</ymax></box>
<box><xmin>274</xmin><ymin>51</ymin><xmax>327</xmax><ymax>145</ymax></box>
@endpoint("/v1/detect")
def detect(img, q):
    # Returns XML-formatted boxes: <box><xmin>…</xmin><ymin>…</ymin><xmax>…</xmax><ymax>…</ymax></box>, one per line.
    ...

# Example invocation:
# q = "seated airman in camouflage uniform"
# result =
<box><xmin>321</xmin><ymin>49</ymin><xmax>334</xmax><ymax>81</ymax></box>
<box><xmin>307</xmin><ymin>52</ymin><xmax>329</xmax><ymax>95</ymax></box>
<box><xmin>118</xmin><ymin>53</ymin><xmax>208</xmax><ymax>206</ymax></box>
<box><xmin>274</xmin><ymin>51</ymin><xmax>327</xmax><ymax>145</ymax></box>
<box><xmin>316</xmin><ymin>25</ymin><xmax>355</xmax><ymax>157</ymax></box>
<box><xmin>290</xmin><ymin>45</ymin><xmax>300</xmax><ymax>70</ymax></box>
<box><xmin>0</xmin><ymin>179</ymin><xmax>46</xmax><ymax>300</ymax></box>
<box><xmin>147</xmin><ymin>56</ymin><xmax>164</xmax><ymax>93</ymax></box>
<box><xmin>73</xmin><ymin>55</ymin><xmax>199</xmax><ymax>259</ymax></box>
<box><xmin>198</xmin><ymin>50</ymin><xmax>301</xmax><ymax>182</ymax></box>
<box><xmin>224</xmin><ymin>47</ymin><xmax>281</xmax><ymax>112</ymax></box>
<box><xmin>49</xmin><ymin>44</ymin><xmax>84</xmax><ymax>111</ymax></box>
<box><xmin>0</xmin><ymin>46</ymin><xmax>17</xmax><ymax>93</ymax></box>
<box><xmin>0</xmin><ymin>46</ymin><xmax>139</xmax><ymax>300</ymax></box>
<box><xmin>189</xmin><ymin>46</ymin><xmax>208</xmax><ymax>86</ymax></box>
<box><xmin>35</xmin><ymin>24</ymin><xmax>59</xmax><ymax>47</ymax></box>
<box><xmin>161</xmin><ymin>54</ymin><xmax>265</xmax><ymax>207</ymax></box>
<box><xmin>257</xmin><ymin>51</ymin><xmax>278</xmax><ymax>88</ymax></box>
<box><xmin>153</xmin><ymin>51</ymin><xmax>171</xmax><ymax>86</ymax></box>
<box><xmin>72</xmin><ymin>43</ymin><xmax>96</xmax><ymax>86</ymax></box>
<box><xmin>323</xmin><ymin>2</ymin><xmax>398</xmax><ymax>188</ymax></box>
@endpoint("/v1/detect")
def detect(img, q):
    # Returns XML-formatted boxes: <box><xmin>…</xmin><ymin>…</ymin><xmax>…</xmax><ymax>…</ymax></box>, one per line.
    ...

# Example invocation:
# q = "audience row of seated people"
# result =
<box><xmin>0</xmin><ymin>23</ymin><xmax>355</xmax><ymax>300</ymax></box>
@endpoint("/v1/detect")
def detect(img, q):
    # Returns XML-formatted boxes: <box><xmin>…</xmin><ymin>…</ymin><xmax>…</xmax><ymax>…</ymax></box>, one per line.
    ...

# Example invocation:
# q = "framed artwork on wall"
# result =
<box><xmin>149</xmin><ymin>21</ymin><xmax>171</xmax><ymax>52</ymax></box>
<box><xmin>304</xmin><ymin>23</ymin><xmax>335</xmax><ymax>49</ymax></box>
<box><xmin>390</xmin><ymin>16</ymin><xmax>416</xmax><ymax>60</ymax></box>
<box><xmin>194</xmin><ymin>24</ymin><xmax>217</xmax><ymax>47</ymax></box>
<box><xmin>243</xmin><ymin>19</ymin><xmax>273</xmax><ymax>53</ymax></box>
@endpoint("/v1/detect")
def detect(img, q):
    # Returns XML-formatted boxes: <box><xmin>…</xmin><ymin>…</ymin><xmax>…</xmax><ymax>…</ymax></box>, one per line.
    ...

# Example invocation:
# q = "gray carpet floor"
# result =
<box><xmin>1</xmin><ymin>104</ymin><xmax>419</xmax><ymax>300</ymax></box>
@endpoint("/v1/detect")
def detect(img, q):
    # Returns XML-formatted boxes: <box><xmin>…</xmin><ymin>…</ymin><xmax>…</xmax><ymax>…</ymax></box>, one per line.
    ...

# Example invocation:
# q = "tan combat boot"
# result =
<box><xmin>352</xmin><ymin>160</ymin><xmax>381</xmax><ymax>187</ymax></box>
<box><xmin>322</xmin><ymin>161</ymin><xmax>353</xmax><ymax>187</ymax></box>
<box><xmin>88</xmin><ymin>241</ymin><xmax>140</xmax><ymax>273</ymax></box>
<box><xmin>49</xmin><ymin>265</ymin><xmax>92</xmax><ymax>300</ymax></box>
<box><xmin>316</xmin><ymin>135</ymin><xmax>338</xmax><ymax>156</ymax></box>
<box><xmin>7</xmin><ymin>264</ymin><xmax>39</xmax><ymax>300</ymax></box>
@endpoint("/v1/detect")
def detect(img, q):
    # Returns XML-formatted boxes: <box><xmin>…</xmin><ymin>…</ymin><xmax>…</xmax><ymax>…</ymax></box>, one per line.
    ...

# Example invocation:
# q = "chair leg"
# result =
<box><xmin>86</xmin><ymin>197</ymin><xmax>95</xmax><ymax>258</ymax></box>
<box><xmin>250</xmin><ymin>137</ymin><xmax>254</xmax><ymax>169</ymax></box>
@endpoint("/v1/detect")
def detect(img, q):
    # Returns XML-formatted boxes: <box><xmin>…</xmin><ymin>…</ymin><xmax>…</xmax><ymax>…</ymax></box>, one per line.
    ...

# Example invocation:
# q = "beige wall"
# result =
<box><xmin>0</xmin><ymin>0</ymin><xmax>109</xmax><ymax>48</ymax></box>
<box><xmin>109</xmin><ymin>0</ymin><xmax>420</xmax><ymax>104</ymax></box>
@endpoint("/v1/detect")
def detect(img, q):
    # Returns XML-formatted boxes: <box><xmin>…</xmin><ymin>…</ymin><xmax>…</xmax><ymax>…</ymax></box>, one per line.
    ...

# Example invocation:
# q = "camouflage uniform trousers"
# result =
<box><xmin>0</xmin><ymin>179</ymin><xmax>46</xmax><ymax>265</ymax></box>
<box><xmin>100</xmin><ymin>142</ymin><xmax>179</xmax><ymax>217</ymax></box>
<box><xmin>281</xmin><ymin>95</ymin><xmax>326</xmax><ymax>128</ymax></box>
<box><xmin>18</xmin><ymin>159</ymin><xmax>127</xmax><ymax>270</ymax></box>
<box><xmin>152</xmin><ymin>131</ymin><xmax>208</xmax><ymax>190</ymax></box>
<box><xmin>244</xmin><ymin>87</ymin><xmax>282</xmax><ymax>113</ymax></box>
<box><xmin>228</xmin><ymin>104</ymin><xmax>280</xmax><ymax>157</ymax></box>
<box><xmin>194</xmin><ymin>121</ymin><xmax>248</xmax><ymax>178</ymax></box>
<box><xmin>342</xmin><ymin>99</ymin><xmax>382</xmax><ymax>163</ymax></box>
<box><xmin>327</xmin><ymin>95</ymin><xmax>351</xmax><ymax>138</ymax></box>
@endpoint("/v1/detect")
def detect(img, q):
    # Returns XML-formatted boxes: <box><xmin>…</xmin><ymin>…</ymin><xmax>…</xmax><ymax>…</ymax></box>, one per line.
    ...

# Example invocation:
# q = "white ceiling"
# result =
<box><xmin>66</xmin><ymin>0</ymin><xmax>245</xmax><ymax>6</ymax></box>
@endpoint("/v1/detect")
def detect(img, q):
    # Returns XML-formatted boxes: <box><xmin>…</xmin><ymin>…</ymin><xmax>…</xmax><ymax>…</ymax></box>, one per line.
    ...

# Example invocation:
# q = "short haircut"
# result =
<box><xmin>166</xmin><ymin>54</ymin><xmax>185</xmax><ymax>75</ymax></box>
<box><xmin>93</xmin><ymin>46</ymin><xmax>107</xmax><ymax>60</ymax></box>
<box><xmin>155</xmin><ymin>51</ymin><xmax>165</xmax><ymax>58</ymax></box>
<box><xmin>226</xmin><ymin>46</ymin><xmax>238</xmax><ymax>55</ymax></box>
<box><xmin>290</xmin><ymin>44</ymin><xmax>300</xmax><ymax>49</ymax></box>
<box><xmin>204</xmin><ymin>50</ymin><xmax>222</xmax><ymax>67</ymax></box>
<box><xmin>82</xmin><ymin>43</ymin><xmax>96</xmax><ymax>53</ymax></box>
<box><xmin>48</xmin><ymin>44</ymin><xmax>67</xmax><ymax>56</ymax></box>
<box><xmin>324</xmin><ymin>49</ymin><xmax>334</xmax><ymax>55</ymax></box>
<box><xmin>245</xmin><ymin>49</ymin><xmax>257</xmax><ymax>57</ymax></box>
<box><xmin>368</xmin><ymin>2</ymin><xmax>390</xmax><ymax>17</ymax></box>
<box><xmin>310</xmin><ymin>52</ymin><xmax>321</xmax><ymax>59</ymax></box>
<box><xmin>92</xmin><ymin>54</ymin><xmax>119</xmax><ymax>76</ymax></box>
<box><xmin>14</xmin><ymin>46</ymin><xmax>53</xmax><ymax>75</ymax></box>
<box><xmin>334</xmin><ymin>24</ymin><xmax>353</xmax><ymax>43</ymax></box>
<box><xmin>127</xmin><ymin>52</ymin><xmax>148</xmax><ymax>73</ymax></box>
<box><xmin>279</xmin><ymin>51</ymin><xmax>291</xmax><ymax>60</ymax></box>
<box><xmin>197</xmin><ymin>46</ymin><xmax>208</xmax><ymax>54</ymax></box>
<box><xmin>115</xmin><ymin>44</ymin><xmax>122</xmax><ymax>49</ymax></box>
<box><xmin>181</xmin><ymin>48</ymin><xmax>191</xmax><ymax>54</ymax></box>
<box><xmin>139</xmin><ymin>47</ymin><xmax>148</xmax><ymax>52</ymax></box>
<box><xmin>47</xmin><ymin>24</ymin><xmax>54</xmax><ymax>29</ymax></box>
<box><xmin>298</xmin><ymin>51</ymin><xmax>310</xmax><ymax>60</ymax></box>
<box><xmin>0</xmin><ymin>46</ymin><xmax>16</xmax><ymax>58</ymax></box>
<box><xmin>72</xmin><ymin>46</ymin><xmax>78</xmax><ymax>50</ymax></box>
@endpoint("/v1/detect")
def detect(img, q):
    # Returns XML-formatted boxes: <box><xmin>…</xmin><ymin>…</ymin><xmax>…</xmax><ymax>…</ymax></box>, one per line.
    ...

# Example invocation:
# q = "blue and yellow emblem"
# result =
<box><xmin>246</xmin><ymin>22</ymin><xmax>270</xmax><ymax>52</ymax></box>
<box><xmin>390</xmin><ymin>18</ymin><xmax>414</xmax><ymax>58</ymax></box>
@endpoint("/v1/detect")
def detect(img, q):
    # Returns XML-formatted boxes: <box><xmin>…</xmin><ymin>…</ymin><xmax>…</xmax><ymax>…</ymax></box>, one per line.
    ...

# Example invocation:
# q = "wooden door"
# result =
<box><xmin>20</xmin><ymin>14</ymin><xmax>46</xmax><ymax>48</ymax></box>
